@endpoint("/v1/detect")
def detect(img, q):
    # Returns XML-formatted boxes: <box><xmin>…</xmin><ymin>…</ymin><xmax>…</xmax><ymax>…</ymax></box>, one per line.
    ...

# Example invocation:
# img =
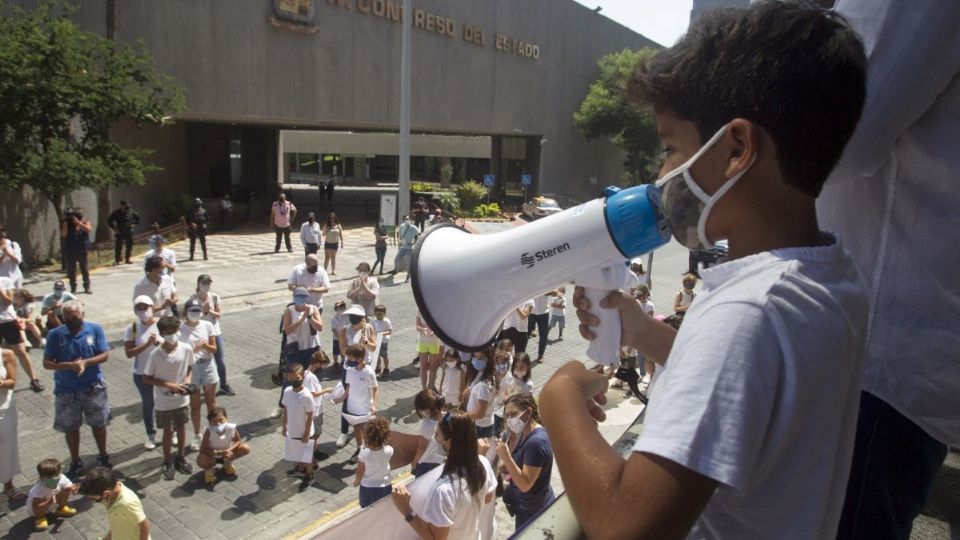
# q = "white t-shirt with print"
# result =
<box><xmin>633</xmin><ymin>238</ymin><xmax>869</xmax><ymax>539</ymax></box>
<box><xmin>123</xmin><ymin>319</ymin><xmax>159</xmax><ymax>375</ymax></box>
<box><xmin>144</xmin><ymin>343</ymin><xmax>196</xmax><ymax>411</ymax></box>
<box><xmin>26</xmin><ymin>475</ymin><xmax>73</xmax><ymax>518</ymax></box>
<box><xmin>358</xmin><ymin>445</ymin><xmax>394</xmax><ymax>488</ymax></box>
<box><xmin>467</xmin><ymin>376</ymin><xmax>495</xmax><ymax>428</ymax></box>
<box><xmin>345</xmin><ymin>365</ymin><xmax>378</xmax><ymax>415</ymax></box>
<box><xmin>421</xmin><ymin>455</ymin><xmax>497</xmax><ymax>540</ymax></box>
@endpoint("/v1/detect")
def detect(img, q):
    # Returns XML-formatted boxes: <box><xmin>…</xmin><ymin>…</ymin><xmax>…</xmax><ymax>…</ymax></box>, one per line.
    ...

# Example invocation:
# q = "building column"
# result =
<box><xmin>524</xmin><ymin>135</ymin><xmax>542</xmax><ymax>194</ymax></box>
<box><xmin>440</xmin><ymin>157</ymin><xmax>452</xmax><ymax>188</ymax></box>
<box><xmin>490</xmin><ymin>136</ymin><xmax>502</xmax><ymax>201</ymax></box>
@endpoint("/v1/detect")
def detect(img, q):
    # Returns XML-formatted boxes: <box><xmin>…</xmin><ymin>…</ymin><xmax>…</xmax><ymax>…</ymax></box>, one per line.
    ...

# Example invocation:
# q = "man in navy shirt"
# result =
<box><xmin>43</xmin><ymin>300</ymin><xmax>112</xmax><ymax>479</ymax></box>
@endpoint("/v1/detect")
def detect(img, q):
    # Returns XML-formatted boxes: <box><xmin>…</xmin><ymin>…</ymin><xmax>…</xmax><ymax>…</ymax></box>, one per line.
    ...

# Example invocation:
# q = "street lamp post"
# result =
<box><xmin>398</xmin><ymin>0</ymin><xmax>412</xmax><ymax>222</ymax></box>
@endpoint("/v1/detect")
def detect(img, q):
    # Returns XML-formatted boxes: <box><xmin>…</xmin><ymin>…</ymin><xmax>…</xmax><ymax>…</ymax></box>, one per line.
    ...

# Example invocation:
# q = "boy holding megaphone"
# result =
<box><xmin>539</xmin><ymin>3</ymin><xmax>870</xmax><ymax>539</ymax></box>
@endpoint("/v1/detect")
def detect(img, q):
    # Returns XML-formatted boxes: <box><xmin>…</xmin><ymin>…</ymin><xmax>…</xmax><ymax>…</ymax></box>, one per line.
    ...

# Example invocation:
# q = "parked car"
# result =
<box><xmin>541</xmin><ymin>193</ymin><xmax>583</xmax><ymax>210</ymax></box>
<box><xmin>688</xmin><ymin>239</ymin><xmax>729</xmax><ymax>276</ymax></box>
<box><xmin>522</xmin><ymin>196</ymin><xmax>562</xmax><ymax>220</ymax></box>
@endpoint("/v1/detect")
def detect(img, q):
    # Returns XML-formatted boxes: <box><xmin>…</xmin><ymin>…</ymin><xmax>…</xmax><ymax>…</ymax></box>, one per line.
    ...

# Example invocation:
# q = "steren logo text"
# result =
<box><xmin>520</xmin><ymin>242</ymin><xmax>571</xmax><ymax>269</ymax></box>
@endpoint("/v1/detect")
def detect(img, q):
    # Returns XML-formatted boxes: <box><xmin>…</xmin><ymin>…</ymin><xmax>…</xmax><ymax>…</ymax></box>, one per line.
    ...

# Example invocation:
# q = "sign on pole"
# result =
<box><xmin>483</xmin><ymin>174</ymin><xmax>496</xmax><ymax>187</ymax></box>
<box><xmin>380</xmin><ymin>194</ymin><xmax>397</xmax><ymax>226</ymax></box>
<box><xmin>520</xmin><ymin>174</ymin><xmax>533</xmax><ymax>186</ymax></box>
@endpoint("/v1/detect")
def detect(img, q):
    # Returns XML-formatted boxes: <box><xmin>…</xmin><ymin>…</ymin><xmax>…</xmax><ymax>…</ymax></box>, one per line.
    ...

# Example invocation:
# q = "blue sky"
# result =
<box><xmin>572</xmin><ymin>0</ymin><xmax>693</xmax><ymax>46</ymax></box>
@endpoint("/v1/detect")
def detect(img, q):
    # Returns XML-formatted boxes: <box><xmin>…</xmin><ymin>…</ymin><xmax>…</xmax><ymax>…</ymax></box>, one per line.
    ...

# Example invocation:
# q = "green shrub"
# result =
<box><xmin>410</xmin><ymin>181</ymin><xmax>435</xmax><ymax>193</ymax></box>
<box><xmin>435</xmin><ymin>191</ymin><xmax>461</xmax><ymax>214</ymax></box>
<box><xmin>471</xmin><ymin>202</ymin><xmax>501</xmax><ymax>218</ymax></box>
<box><xmin>456</xmin><ymin>181</ymin><xmax>488</xmax><ymax>213</ymax></box>
<box><xmin>160</xmin><ymin>194</ymin><xmax>192</xmax><ymax>226</ymax></box>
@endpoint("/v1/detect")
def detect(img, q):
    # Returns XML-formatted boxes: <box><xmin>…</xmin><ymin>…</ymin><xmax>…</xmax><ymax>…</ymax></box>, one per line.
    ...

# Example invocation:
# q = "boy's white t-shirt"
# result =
<box><xmin>144</xmin><ymin>343</ymin><xmax>196</xmax><ymax>411</ymax></box>
<box><xmin>345</xmin><ymin>365</ymin><xmax>378</xmax><ymax>415</ymax></box>
<box><xmin>358</xmin><ymin>445</ymin><xmax>394</xmax><ymax>488</ymax></box>
<box><xmin>633</xmin><ymin>238</ymin><xmax>869</xmax><ymax>539</ymax></box>
<box><xmin>640</xmin><ymin>299</ymin><xmax>655</xmax><ymax>316</ymax></box>
<box><xmin>330</xmin><ymin>312</ymin><xmax>346</xmax><ymax>339</ymax></box>
<box><xmin>371</xmin><ymin>318</ymin><xmax>392</xmax><ymax>343</ymax></box>
<box><xmin>421</xmin><ymin>455</ymin><xmax>497</xmax><ymax>540</ymax></box>
<box><xmin>303</xmin><ymin>370</ymin><xmax>324</xmax><ymax>416</ymax></box>
<box><xmin>206</xmin><ymin>422</ymin><xmax>237</xmax><ymax>451</ymax></box>
<box><xmin>123</xmin><ymin>319</ymin><xmax>159</xmax><ymax>375</ymax></box>
<box><xmin>550</xmin><ymin>295</ymin><xmax>566</xmax><ymax>317</ymax></box>
<box><xmin>26</xmin><ymin>475</ymin><xmax>73</xmax><ymax>517</ymax></box>
<box><xmin>281</xmin><ymin>387</ymin><xmax>315</xmax><ymax>439</ymax></box>
<box><xmin>467</xmin><ymin>376</ymin><xmax>495</xmax><ymax>428</ymax></box>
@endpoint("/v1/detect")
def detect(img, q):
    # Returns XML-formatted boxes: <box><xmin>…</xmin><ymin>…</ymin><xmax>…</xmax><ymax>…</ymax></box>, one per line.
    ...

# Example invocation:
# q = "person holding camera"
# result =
<box><xmin>107</xmin><ymin>201</ymin><xmax>140</xmax><ymax>265</ymax></box>
<box><xmin>60</xmin><ymin>207</ymin><xmax>92</xmax><ymax>294</ymax></box>
<box><xmin>185</xmin><ymin>198</ymin><xmax>209</xmax><ymax>261</ymax></box>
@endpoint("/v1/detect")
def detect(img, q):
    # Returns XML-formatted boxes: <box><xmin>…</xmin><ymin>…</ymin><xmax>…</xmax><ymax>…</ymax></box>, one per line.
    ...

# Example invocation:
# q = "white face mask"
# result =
<box><xmin>136</xmin><ymin>308</ymin><xmax>153</xmax><ymax>322</ymax></box>
<box><xmin>187</xmin><ymin>311</ymin><xmax>201</xmax><ymax>322</ymax></box>
<box><xmin>359</xmin><ymin>271</ymin><xmax>369</xmax><ymax>280</ymax></box>
<box><xmin>162</xmin><ymin>334</ymin><xmax>178</xmax><ymax>344</ymax></box>
<box><xmin>198</xmin><ymin>284</ymin><xmax>210</xmax><ymax>293</ymax></box>
<box><xmin>506</xmin><ymin>412</ymin><xmax>529</xmax><ymax>434</ymax></box>
<box><xmin>655</xmin><ymin>123</ymin><xmax>756</xmax><ymax>249</ymax></box>
<box><xmin>445</xmin><ymin>361</ymin><xmax>457</xmax><ymax>368</ymax></box>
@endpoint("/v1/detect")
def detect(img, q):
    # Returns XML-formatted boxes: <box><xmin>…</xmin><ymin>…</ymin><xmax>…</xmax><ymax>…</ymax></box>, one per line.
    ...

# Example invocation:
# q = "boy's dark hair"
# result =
<box><xmin>208</xmin><ymin>406</ymin><xmax>227</xmax><ymax>421</ymax></box>
<box><xmin>37</xmin><ymin>458</ymin><xmax>62</xmax><ymax>478</ymax></box>
<box><xmin>362</xmin><ymin>416</ymin><xmax>391</xmax><ymax>448</ymax></box>
<box><xmin>77</xmin><ymin>466</ymin><xmax>117</xmax><ymax>496</ymax></box>
<box><xmin>636</xmin><ymin>284</ymin><xmax>651</xmax><ymax>297</ymax></box>
<box><xmin>311</xmin><ymin>349</ymin><xmax>331</xmax><ymax>366</ymax></box>
<box><xmin>157</xmin><ymin>315</ymin><xmax>180</xmax><ymax>335</ymax></box>
<box><xmin>414</xmin><ymin>388</ymin><xmax>446</xmax><ymax>416</ymax></box>
<box><xmin>344</xmin><ymin>344</ymin><xmax>365</xmax><ymax>360</ymax></box>
<box><xmin>286</xmin><ymin>363</ymin><xmax>304</xmax><ymax>377</ymax></box>
<box><xmin>144</xmin><ymin>255</ymin><xmax>164</xmax><ymax>273</ymax></box>
<box><xmin>628</xmin><ymin>0</ymin><xmax>866</xmax><ymax>196</ymax></box>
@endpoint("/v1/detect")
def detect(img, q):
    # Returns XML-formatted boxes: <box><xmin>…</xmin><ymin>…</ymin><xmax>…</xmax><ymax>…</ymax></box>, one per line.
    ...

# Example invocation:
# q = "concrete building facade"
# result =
<box><xmin>1</xmin><ymin>0</ymin><xmax>657</xmax><ymax>262</ymax></box>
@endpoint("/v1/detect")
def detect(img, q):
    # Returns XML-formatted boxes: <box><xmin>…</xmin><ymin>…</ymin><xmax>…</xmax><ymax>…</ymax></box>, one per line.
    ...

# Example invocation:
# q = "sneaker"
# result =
<box><xmin>55</xmin><ymin>505</ymin><xmax>77</xmax><ymax>518</ymax></box>
<box><xmin>380</xmin><ymin>368</ymin><xmax>390</xmax><ymax>378</ymax></box>
<box><xmin>30</xmin><ymin>379</ymin><xmax>44</xmax><ymax>392</ymax></box>
<box><xmin>190</xmin><ymin>434</ymin><xmax>202</xmax><ymax>451</ymax></box>
<box><xmin>67</xmin><ymin>460</ymin><xmax>85</xmax><ymax>479</ymax></box>
<box><xmin>222</xmin><ymin>461</ymin><xmax>237</xmax><ymax>476</ymax></box>
<box><xmin>348</xmin><ymin>448</ymin><xmax>360</xmax><ymax>464</ymax></box>
<box><xmin>219</xmin><ymin>384</ymin><xmax>236</xmax><ymax>397</ymax></box>
<box><xmin>335</xmin><ymin>433</ymin><xmax>348</xmax><ymax>448</ymax></box>
<box><xmin>34</xmin><ymin>517</ymin><xmax>49</xmax><ymax>531</ymax></box>
<box><xmin>174</xmin><ymin>455</ymin><xmax>194</xmax><ymax>474</ymax></box>
<box><xmin>298</xmin><ymin>475</ymin><xmax>313</xmax><ymax>492</ymax></box>
<box><xmin>270</xmin><ymin>407</ymin><xmax>283</xmax><ymax>419</ymax></box>
<box><xmin>144</xmin><ymin>435</ymin><xmax>157</xmax><ymax>451</ymax></box>
<box><xmin>161</xmin><ymin>461</ymin><xmax>175</xmax><ymax>481</ymax></box>
<box><xmin>204</xmin><ymin>468</ymin><xmax>217</xmax><ymax>484</ymax></box>
<box><xmin>96</xmin><ymin>454</ymin><xmax>112</xmax><ymax>469</ymax></box>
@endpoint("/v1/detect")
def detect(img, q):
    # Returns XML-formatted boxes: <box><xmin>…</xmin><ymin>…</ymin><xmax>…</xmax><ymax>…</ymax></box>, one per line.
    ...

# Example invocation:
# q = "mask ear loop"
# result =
<box><xmin>696</xmin><ymin>153</ymin><xmax>757</xmax><ymax>249</ymax></box>
<box><xmin>654</xmin><ymin>124</ymin><xmax>729</xmax><ymax>190</ymax></box>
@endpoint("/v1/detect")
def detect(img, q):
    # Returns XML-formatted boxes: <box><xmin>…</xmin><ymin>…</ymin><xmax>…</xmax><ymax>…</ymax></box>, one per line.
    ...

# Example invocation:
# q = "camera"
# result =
<box><xmin>63</xmin><ymin>207</ymin><xmax>76</xmax><ymax>221</ymax></box>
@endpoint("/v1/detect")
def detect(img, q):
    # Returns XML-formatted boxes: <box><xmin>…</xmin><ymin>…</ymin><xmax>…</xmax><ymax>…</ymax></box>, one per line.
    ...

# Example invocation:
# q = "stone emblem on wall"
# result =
<box><xmin>270</xmin><ymin>0</ymin><xmax>320</xmax><ymax>32</ymax></box>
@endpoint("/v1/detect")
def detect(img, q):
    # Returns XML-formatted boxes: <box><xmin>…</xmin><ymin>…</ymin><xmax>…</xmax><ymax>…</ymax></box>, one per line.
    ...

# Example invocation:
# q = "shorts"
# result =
<box><xmin>191</xmin><ymin>357</ymin><xmax>220</xmax><ymax>386</ymax></box>
<box><xmin>332</xmin><ymin>339</ymin><xmax>341</xmax><ymax>357</ymax></box>
<box><xmin>312</xmin><ymin>412</ymin><xmax>323</xmax><ymax>433</ymax></box>
<box><xmin>155</xmin><ymin>406</ymin><xmax>190</xmax><ymax>430</ymax></box>
<box><xmin>324</xmin><ymin>242</ymin><xmax>339</xmax><ymax>251</ymax></box>
<box><xmin>378</xmin><ymin>342</ymin><xmax>389</xmax><ymax>357</ymax></box>
<box><xmin>417</xmin><ymin>341</ymin><xmax>440</xmax><ymax>355</ymax></box>
<box><xmin>550</xmin><ymin>315</ymin><xmax>565</xmax><ymax>330</ymax></box>
<box><xmin>53</xmin><ymin>381</ymin><xmax>110</xmax><ymax>432</ymax></box>
<box><xmin>0</xmin><ymin>321</ymin><xmax>23</xmax><ymax>346</ymax></box>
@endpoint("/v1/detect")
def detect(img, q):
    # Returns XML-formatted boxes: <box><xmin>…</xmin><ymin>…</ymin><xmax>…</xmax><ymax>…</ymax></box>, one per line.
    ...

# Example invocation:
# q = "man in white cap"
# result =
<box><xmin>287</xmin><ymin>254</ymin><xmax>330</xmax><ymax>312</ymax></box>
<box><xmin>41</xmin><ymin>280</ymin><xmax>77</xmax><ymax>330</ymax></box>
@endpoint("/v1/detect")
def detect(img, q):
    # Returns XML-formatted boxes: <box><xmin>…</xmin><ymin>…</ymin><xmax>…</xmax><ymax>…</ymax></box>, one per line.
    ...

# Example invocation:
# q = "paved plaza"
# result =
<box><xmin>0</xmin><ymin>222</ymin><xmax>691</xmax><ymax>540</ymax></box>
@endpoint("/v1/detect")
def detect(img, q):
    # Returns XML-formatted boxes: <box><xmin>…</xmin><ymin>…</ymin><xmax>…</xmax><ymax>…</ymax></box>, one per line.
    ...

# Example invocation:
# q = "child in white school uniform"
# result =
<box><xmin>354</xmin><ymin>416</ymin><xmax>393</xmax><ymax>508</ymax></box>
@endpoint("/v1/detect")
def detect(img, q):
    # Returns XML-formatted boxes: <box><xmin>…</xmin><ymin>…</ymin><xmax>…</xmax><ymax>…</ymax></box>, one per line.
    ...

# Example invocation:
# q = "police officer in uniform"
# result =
<box><xmin>107</xmin><ymin>200</ymin><xmax>140</xmax><ymax>265</ymax></box>
<box><xmin>186</xmin><ymin>198</ymin><xmax>209</xmax><ymax>261</ymax></box>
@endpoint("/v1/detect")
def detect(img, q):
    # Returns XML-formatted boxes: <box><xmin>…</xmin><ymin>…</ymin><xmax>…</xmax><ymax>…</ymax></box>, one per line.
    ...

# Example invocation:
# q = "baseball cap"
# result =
<box><xmin>343</xmin><ymin>305</ymin><xmax>366</xmax><ymax>317</ymax></box>
<box><xmin>197</xmin><ymin>274</ymin><xmax>213</xmax><ymax>284</ymax></box>
<box><xmin>133</xmin><ymin>295</ymin><xmax>154</xmax><ymax>307</ymax></box>
<box><xmin>53</xmin><ymin>280</ymin><xmax>66</xmax><ymax>290</ymax></box>
<box><xmin>293</xmin><ymin>286</ymin><xmax>310</xmax><ymax>298</ymax></box>
<box><xmin>184</xmin><ymin>298</ymin><xmax>203</xmax><ymax>312</ymax></box>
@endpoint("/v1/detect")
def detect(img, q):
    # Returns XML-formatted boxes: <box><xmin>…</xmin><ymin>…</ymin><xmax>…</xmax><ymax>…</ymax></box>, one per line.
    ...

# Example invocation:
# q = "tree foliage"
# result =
<box><xmin>573</xmin><ymin>48</ymin><xmax>662</xmax><ymax>184</ymax></box>
<box><xmin>0</xmin><ymin>0</ymin><xmax>186</xmax><ymax>217</ymax></box>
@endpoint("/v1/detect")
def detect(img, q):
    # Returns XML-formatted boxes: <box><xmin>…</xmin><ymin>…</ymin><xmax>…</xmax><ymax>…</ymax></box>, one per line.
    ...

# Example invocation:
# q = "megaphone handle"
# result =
<box><xmin>583</xmin><ymin>287</ymin><xmax>622</xmax><ymax>367</ymax></box>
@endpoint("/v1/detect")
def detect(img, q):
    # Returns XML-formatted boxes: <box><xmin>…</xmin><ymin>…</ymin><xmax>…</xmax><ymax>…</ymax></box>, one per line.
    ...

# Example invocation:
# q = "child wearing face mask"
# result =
<box><xmin>439</xmin><ymin>350</ymin><xmax>465</xmax><ymax>411</ymax></box>
<box><xmin>502</xmin><ymin>353</ymin><xmax>534</xmax><ymax>400</ymax></box>
<box><xmin>304</xmin><ymin>350</ymin><xmax>333</xmax><ymax>460</ymax></box>
<box><xmin>343</xmin><ymin>344</ymin><xmax>379</xmax><ymax>462</ymax></box>
<box><xmin>180</xmin><ymin>298</ymin><xmax>219</xmax><ymax>452</ymax></box>
<box><xmin>492</xmin><ymin>350</ymin><xmax>513</xmax><ymax>435</ymax></box>
<box><xmin>330</xmin><ymin>300</ymin><xmax>347</xmax><ymax>369</ymax></box>
<box><xmin>354</xmin><ymin>416</ymin><xmax>394</xmax><ymax>507</ymax></box>
<box><xmin>78</xmin><ymin>467</ymin><xmax>150</xmax><ymax>540</ymax></box>
<box><xmin>27</xmin><ymin>458</ymin><xmax>79</xmax><ymax>531</ymax></box>
<box><xmin>197</xmin><ymin>406</ymin><xmax>250</xmax><ymax>485</ymax></box>
<box><xmin>411</xmin><ymin>389</ymin><xmax>447</xmax><ymax>477</ymax></box>
<box><xmin>143</xmin><ymin>315</ymin><xmax>196</xmax><ymax>481</ymax></box>
<box><xmin>370</xmin><ymin>304</ymin><xmax>392</xmax><ymax>377</ymax></box>
<box><xmin>124</xmin><ymin>295</ymin><xmax>161</xmax><ymax>451</ymax></box>
<box><xmin>465</xmin><ymin>347</ymin><xmax>498</xmax><ymax>438</ymax></box>
<box><xmin>190</xmin><ymin>274</ymin><xmax>234</xmax><ymax>397</ymax></box>
<box><xmin>281</xmin><ymin>363</ymin><xmax>316</xmax><ymax>491</ymax></box>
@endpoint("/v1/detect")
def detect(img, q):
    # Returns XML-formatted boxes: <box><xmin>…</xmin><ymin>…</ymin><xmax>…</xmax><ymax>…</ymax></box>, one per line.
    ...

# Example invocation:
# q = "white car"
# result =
<box><xmin>522</xmin><ymin>197</ymin><xmax>562</xmax><ymax>220</ymax></box>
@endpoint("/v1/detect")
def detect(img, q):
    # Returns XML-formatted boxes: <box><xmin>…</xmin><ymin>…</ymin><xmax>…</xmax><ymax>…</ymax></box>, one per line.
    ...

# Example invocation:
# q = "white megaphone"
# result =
<box><xmin>411</xmin><ymin>185</ymin><xmax>670</xmax><ymax>366</ymax></box>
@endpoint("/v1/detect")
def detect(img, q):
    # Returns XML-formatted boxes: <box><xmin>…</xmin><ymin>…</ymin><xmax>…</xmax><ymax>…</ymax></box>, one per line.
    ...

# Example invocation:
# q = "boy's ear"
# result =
<box><xmin>723</xmin><ymin>118</ymin><xmax>760</xmax><ymax>179</ymax></box>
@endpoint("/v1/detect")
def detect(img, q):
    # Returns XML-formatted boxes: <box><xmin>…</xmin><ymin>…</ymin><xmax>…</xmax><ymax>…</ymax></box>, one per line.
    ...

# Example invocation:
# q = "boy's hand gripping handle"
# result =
<box><xmin>576</xmin><ymin>263</ymin><xmax>628</xmax><ymax>367</ymax></box>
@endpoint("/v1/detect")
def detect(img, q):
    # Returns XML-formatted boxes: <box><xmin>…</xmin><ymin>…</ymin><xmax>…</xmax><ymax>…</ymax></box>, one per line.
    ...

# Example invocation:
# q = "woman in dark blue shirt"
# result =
<box><xmin>496</xmin><ymin>391</ymin><xmax>556</xmax><ymax>530</ymax></box>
